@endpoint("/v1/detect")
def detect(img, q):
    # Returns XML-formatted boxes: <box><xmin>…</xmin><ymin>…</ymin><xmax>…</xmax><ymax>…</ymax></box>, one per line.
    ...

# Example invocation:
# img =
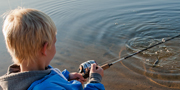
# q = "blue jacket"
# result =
<box><xmin>28</xmin><ymin>66</ymin><xmax>105</xmax><ymax>90</ymax></box>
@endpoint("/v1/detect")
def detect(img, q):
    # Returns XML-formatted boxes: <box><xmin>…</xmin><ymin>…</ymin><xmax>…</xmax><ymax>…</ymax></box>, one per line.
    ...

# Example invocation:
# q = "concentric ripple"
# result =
<box><xmin>122</xmin><ymin>1</ymin><xmax>180</xmax><ymax>88</ymax></box>
<box><xmin>1</xmin><ymin>0</ymin><xmax>180</xmax><ymax>89</ymax></box>
<box><xmin>33</xmin><ymin>0</ymin><xmax>180</xmax><ymax>88</ymax></box>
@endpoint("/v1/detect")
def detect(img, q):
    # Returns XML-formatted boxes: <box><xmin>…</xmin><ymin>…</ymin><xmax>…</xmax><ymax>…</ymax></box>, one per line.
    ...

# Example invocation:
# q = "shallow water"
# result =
<box><xmin>0</xmin><ymin>0</ymin><xmax>180</xmax><ymax>90</ymax></box>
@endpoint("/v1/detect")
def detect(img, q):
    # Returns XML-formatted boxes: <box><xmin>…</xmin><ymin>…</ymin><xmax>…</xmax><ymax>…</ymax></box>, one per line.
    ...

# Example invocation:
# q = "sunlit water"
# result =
<box><xmin>0</xmin><ymin>0</ymin><xmax>180</xmax><ymax>90</ymax></box>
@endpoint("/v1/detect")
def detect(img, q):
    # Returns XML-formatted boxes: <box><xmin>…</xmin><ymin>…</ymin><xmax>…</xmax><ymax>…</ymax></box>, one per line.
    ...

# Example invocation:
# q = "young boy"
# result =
<box><xmin>0</xmin><ymin>8</ymin><xmax>104</xmax><ymax>90</ymax></box>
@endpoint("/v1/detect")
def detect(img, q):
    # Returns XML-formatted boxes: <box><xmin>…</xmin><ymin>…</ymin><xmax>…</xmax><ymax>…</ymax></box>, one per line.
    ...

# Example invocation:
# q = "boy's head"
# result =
<box><xmin>2</xmin><ymin>7</ymin><xmax>57</xmax><ymax>65</ymax></box>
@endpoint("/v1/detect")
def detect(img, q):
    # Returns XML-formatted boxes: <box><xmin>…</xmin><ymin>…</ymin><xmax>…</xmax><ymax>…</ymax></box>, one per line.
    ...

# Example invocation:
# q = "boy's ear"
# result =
<box><xmin>41</xmin><ymin>42</ymin><xmax>48</xmax><ymax>56</ymax></box>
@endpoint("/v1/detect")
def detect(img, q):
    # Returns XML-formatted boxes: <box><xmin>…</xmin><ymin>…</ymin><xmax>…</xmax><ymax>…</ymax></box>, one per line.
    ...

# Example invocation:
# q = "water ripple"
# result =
<box><xmin>24</xmin><ymin>0</ymin><xmax>180</xmax><ymax>88</ymax></box>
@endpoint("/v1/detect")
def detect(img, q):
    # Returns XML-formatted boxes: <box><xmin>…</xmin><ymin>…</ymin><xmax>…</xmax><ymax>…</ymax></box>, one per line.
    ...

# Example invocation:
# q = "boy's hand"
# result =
<box><xmin>90</xmin><ymin>63</ymin><xmax>104</xmax><ymax>77</ymax></box>
<box><xmin>69</xmin><ymin>72</ymin><xmax>87</xmax><ymax>84</ymax></box>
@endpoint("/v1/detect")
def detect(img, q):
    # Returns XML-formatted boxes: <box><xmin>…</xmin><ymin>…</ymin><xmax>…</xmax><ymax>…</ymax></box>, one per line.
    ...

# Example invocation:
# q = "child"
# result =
<box><xmin>0</xmin><ymin>8</ymin><xmax>104</xmax><ymax>90</ymax></box>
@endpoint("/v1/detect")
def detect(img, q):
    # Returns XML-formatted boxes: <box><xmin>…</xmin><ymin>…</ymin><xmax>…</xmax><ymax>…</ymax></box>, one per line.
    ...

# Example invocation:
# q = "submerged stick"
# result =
<box><xmin>153</xmin><ymin>57</ymin><xmax>160</xmax><ymax>67</ymax></box>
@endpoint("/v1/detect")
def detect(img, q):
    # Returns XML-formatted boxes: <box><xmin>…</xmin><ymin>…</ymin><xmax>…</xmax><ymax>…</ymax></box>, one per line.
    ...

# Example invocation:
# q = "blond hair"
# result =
<box><xmin>2</xmin><ymin>7</ymin><xmax>57</xmax><ymax>65</ymax></box>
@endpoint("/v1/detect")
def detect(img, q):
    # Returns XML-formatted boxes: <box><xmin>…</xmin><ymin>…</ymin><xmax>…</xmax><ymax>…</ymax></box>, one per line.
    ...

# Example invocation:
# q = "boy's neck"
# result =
<box><xmin>20</xmin><ymin>60</ymin><xmax>46</xmax><ymax>72</ymax></box>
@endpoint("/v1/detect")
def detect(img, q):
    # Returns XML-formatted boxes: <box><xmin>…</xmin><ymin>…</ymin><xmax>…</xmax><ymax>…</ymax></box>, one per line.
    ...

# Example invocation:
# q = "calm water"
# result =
<box><xmin>0</xmin><ymin>0</ymin><xmax>180</xmax><ymax>90</ymax></box>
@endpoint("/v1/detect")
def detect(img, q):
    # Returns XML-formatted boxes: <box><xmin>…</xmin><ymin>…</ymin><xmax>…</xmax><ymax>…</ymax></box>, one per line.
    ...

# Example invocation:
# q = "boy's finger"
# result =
<box><xmin>91</xmin><ymin>64</ymin><xmax>96</xmax><ymax>71</ymax></box>
<box><xmin>79</xmin><ymin>75</ymin><xmax>85</xmax><ymax>81</ymax></box>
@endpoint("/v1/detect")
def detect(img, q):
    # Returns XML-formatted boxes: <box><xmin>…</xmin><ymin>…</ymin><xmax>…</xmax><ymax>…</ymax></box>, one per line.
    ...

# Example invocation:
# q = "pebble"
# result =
<box><xmin>162</xmin><ymin>38</ymin><xmax>165</xmax><ymax>42</ymax></box>
<box><xmin>155</xmin><ymin>52</ymin><xmax>158</xmax><ymax>54</ymax></box>
<box><xmin>166</xmin><ymin>50</ymin><xmax>169</xmax><ymax>52</ymax></box>
<box><xmin>146</xmin><ymin>59</ymin><xmax>149</xmax><ymax>62</ymax></box>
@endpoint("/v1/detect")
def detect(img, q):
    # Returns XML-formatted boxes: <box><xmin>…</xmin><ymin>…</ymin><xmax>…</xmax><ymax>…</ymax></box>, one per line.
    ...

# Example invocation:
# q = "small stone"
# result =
<box><xmin>146</xmin><ymin>59</ymin><xmax>149</xmax><ymax>61</ymax></box>
<box><xmin>162</xmin><ymin>38</ymin><xmax>165</xmax><ymax>42</ymax></box>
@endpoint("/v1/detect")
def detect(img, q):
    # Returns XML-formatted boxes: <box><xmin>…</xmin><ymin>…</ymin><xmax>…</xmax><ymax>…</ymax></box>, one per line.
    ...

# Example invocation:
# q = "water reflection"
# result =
<box><xmin>0</xmin><ymin>0</ymin><xmax>180</xmax><ymax>90</ymax></box>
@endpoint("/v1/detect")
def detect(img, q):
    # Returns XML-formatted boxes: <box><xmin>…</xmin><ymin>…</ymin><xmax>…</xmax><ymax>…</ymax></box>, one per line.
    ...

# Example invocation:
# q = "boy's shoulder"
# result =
<box><xmin>0</xmin><ymin>64</ymin><xmax>50</xmax><ymax>90</ymax></box>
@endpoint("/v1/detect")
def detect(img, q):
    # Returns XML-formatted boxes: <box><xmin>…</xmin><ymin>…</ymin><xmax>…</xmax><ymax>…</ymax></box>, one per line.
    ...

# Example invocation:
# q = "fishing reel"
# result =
<box><xmin>78</xmin><ymin>60</ymin><xmax>97</xmax><ymax>78</ymax></box>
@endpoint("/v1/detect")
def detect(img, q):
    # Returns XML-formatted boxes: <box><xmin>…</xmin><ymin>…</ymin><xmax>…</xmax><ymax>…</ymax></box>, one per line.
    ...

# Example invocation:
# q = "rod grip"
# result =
<box><xmin>101</xmin><ymin>63</ymin><xmax>111</xmax><ymax>70</ymax></box>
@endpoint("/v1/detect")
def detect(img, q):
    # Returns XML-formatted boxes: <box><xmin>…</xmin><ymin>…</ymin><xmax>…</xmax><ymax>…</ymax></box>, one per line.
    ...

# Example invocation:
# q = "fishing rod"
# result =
<box><xmin>78</xmin><ymin>34</ymin><xmax>180</xmax><ymax>78</ymax></box>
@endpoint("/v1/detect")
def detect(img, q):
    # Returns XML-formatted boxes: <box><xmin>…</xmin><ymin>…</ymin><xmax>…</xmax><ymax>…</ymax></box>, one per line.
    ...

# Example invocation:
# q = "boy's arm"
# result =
<box><xmin>62</xmin><ymin>64</ymin><xmax>105</xmax><ymax>90</ymax></box>
<box><xmin>62</xmin><ymin>70</ymin><xmax>105</xmax><ymax>90</ymax></box>
<box><xmin>62</xmin><ymin>70</ymin><xmax>86</xmax><ymax>84</ymax></box>
<box><xmin>84</xmin><ymin>73</ymin><xmax>105</xmax><ymax>90</ymax></box>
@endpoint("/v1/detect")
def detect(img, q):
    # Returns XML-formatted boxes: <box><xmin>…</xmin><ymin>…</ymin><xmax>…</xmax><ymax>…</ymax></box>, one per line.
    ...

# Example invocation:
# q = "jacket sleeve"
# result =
<box><xmin>61</xmin><ymin>69</ymin><xmax>70</xmax><ymax>80</ymax></box>
<box><xmin>84</xmin><ymin>73</ymin><xmax>105</xmax><ymax>90</ymax></box>
<box><xmin>62</xmin><ymin>70</ymin><xmax>105</xmax><ymax>90</ymax></box>
<box><xmin>84</xmin><ymin>83</ymin><xmax>105</xmax><ymax>90</ymax></box>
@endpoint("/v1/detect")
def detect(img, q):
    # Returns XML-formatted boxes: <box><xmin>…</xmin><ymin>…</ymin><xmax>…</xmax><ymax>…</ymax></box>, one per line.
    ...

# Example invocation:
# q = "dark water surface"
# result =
<box><xmin>0</xmin><ymin>0</ymin><xmax>180</xmax><ymax>90</ymax></box>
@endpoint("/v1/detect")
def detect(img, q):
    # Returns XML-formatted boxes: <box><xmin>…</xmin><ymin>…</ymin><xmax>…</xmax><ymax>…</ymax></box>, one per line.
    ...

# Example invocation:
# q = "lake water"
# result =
<box><xmin>0</xmin><ymin>0</ymin><xmax>180</xmax><ymax>90</ymax></box>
